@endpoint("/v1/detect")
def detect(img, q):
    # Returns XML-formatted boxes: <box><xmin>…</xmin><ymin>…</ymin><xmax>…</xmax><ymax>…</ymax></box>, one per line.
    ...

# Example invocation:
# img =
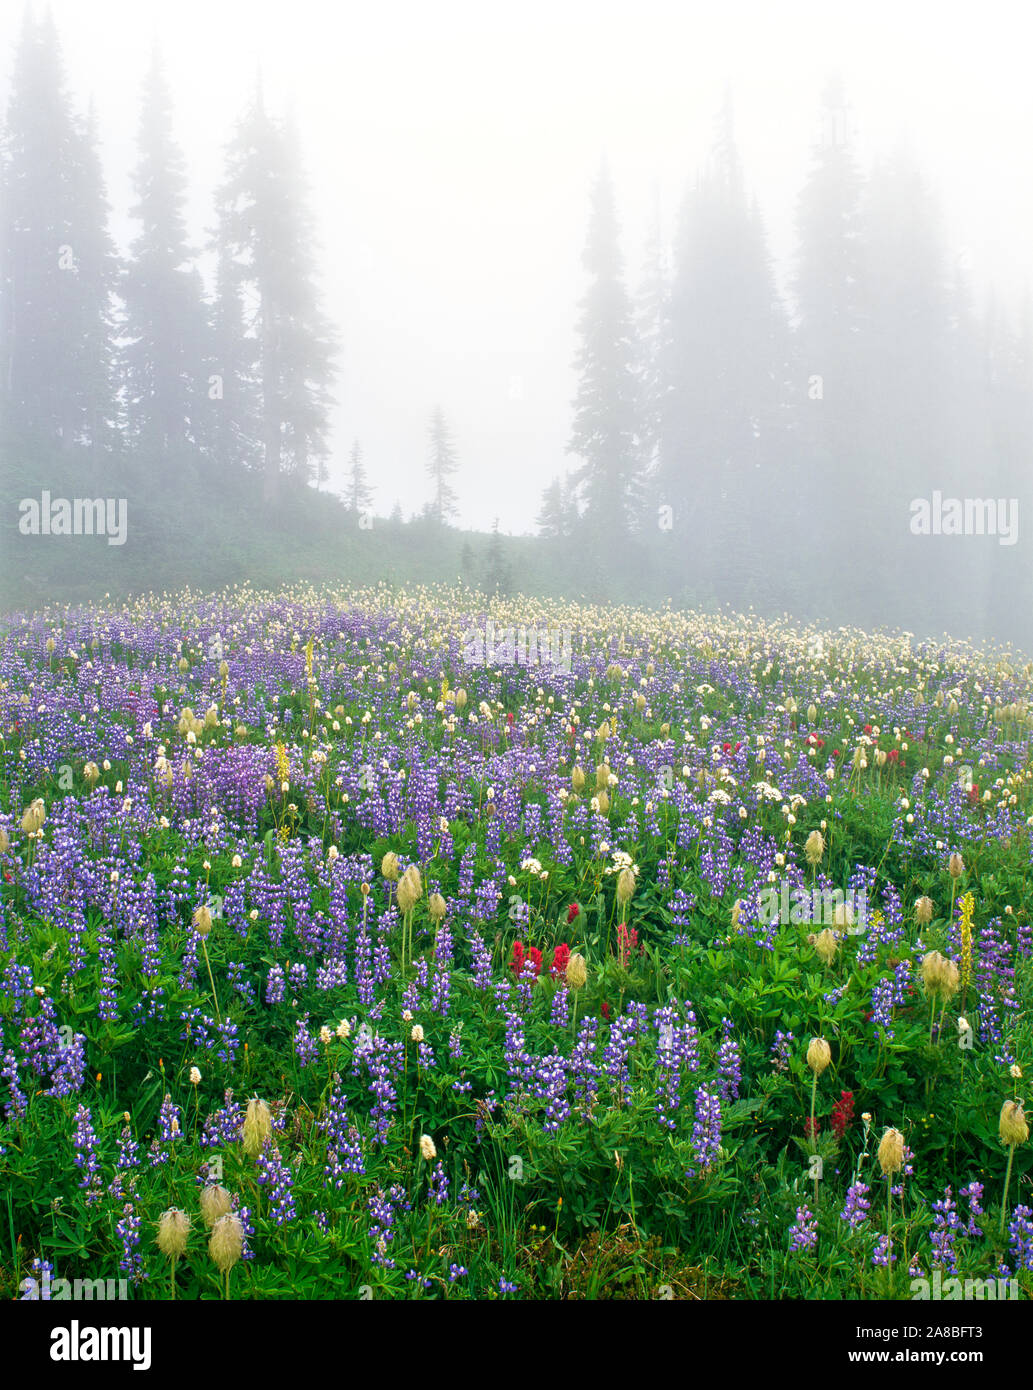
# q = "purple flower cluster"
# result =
<box><xmin>788</xmin><ymin>1204</ymin><xmax>818</xmax><ymax>1253</ymax></box>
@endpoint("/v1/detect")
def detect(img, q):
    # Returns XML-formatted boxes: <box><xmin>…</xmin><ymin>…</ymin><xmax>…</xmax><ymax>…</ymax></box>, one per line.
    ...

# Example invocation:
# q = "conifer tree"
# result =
<box><xmin>483</xmin><ymin>517</ymin><xmax>512</xmax><ymax>595</ymax></box>
<box><xmin>568</xmin><ymin>158</ymin><xmax>641</xmax><ymax>538</ymax></box>
<box><xmin>0</xmin><ymin>11</ymin><xmax>119</xmax><ymax>452</ymax></box>
<box><xmin>122</xmin><ymin>48</ymin><xmax>209</xmax><ymax>458</ymax></box>
<box><xmin>213</xmin><ymin>85</ymin><xmax>336</xmax><ymax>498</ymax></box>
<box><xmin>426</xmin><ymin>405</ymin><xmax>459</xmax><ymax>524</ymax></box>
<box><xmin>345</xmin><ymin>438</ymin><xmax>373</xmax><ymax>514</ymax></box>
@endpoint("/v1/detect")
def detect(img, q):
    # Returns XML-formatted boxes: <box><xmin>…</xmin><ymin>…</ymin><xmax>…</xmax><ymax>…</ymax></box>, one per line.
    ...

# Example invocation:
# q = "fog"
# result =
<box><xmin>7</xmin><ymin>0</ymin><xmax>1031</xmax><ymax>530</ymax></box>
<box><xmin>2</xmin><ymin>0</ymin><xmax>1032</xmax><ymax>647</ymax></box>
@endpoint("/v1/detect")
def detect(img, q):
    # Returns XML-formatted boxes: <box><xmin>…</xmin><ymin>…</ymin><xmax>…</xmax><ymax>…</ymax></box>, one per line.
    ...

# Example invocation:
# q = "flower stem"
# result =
<box><xmin>1000</xmin><ymin>1143</ymin><xmax>1017</xmax><ymax>1236</ymax></box>
<box><xmin>201</xmin><ymin>939</ymin><xmax>222</xmax><ymax>1027</ymax></box>
<box><xmin>886</xmin><ymin>1179</ymin><xmax>893</xmax><ymax>1284</ymax></box>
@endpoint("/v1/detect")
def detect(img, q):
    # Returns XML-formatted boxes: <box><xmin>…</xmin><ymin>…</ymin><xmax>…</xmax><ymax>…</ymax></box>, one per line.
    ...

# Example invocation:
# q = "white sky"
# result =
<box><xmin>5</xmin><ymin>0</ymin><xmax>1033</xmax><ymax>531</ymax></box>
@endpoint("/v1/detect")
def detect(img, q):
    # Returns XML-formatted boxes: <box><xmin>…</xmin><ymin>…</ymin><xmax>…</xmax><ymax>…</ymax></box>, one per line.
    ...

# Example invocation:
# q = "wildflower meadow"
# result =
<box><xmin>2</xmin><ymin>582</ymin><xmax>1032</xmax><ymax>1301</ymax></box>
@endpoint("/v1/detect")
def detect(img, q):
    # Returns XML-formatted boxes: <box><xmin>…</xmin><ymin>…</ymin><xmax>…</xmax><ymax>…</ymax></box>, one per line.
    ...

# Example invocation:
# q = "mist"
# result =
<box><xmin>2</xmin><ymin>0</ymin><xmax>1032</xmax><ymax>648</ymax></box>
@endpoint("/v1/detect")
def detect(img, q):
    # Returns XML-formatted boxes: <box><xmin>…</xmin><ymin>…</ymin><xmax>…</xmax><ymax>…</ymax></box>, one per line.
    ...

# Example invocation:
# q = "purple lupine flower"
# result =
<box><xmin>653</xmin><ymin>1005</ymin><xmax>684</xmax><ymax>1131</ymax></box>
<box><xmin>840</xmin><ymin>1181</ymin><xmax>870</xmax><ymax>1229</ymax></box>
<box><xmin>201</xmin><ymin>1091</ymin><xmax>245</xmax><ymax>1149</ymax></box>
<box><xmin>319</xmin><ymin>1077</ymin><xmax>366</xmax><ymax>1187</ymax></box>
<box><xmin>255</xmin><ymin>1143</ymin><xmax>297</xmax><ymax>1224</ymax></box>
<box><xmin>771</xmin><ymin>1030</ymin><xmax>794</xmax><ymax>1072</ymax></box>
<box><xmin>871</xmin><ymin>1234</ymin><xmax>896</xmax><ymax>1267</ymax></box>
<box><xmin>367</xmin><ymin>1183</ymin><xmax>409</xmax><ymax>1268</ymax></box>
<box><xmin>72</xmin><ymin>1104</ymin><xmax>103</xmax><ymax>1205</ymax></box>
<box><xmin>716</xmin><ymin>1017</ymin><xmax>742</xmax><ymax>1101</ymax></box>
<box><xmin>116</xmin><ymin>1201</ymin><xmax>145</xmax><ymax>1282</ymax></box>
<box><xmin>429</xmin><ymin>1160</ymin><xmax>450</xmax><ymax>1206</ymax></box>
<box><xmin>930</xmin><ymin>1186</ymin><xmax>961</xmax><ymax>1272</ymax></box>
<box><xmin>149</xmin><ymin>1094</ymin><xmax>183</xmax><ymax>1165</ymax></box>
<box><xmin>19</xmin><ymin>1257</ymin><xmax>55</xmax><ymax>1300</ymax></box>
<box><xmin>686</xmin><ymin>1087</ymin><xmax>721</xmax><ymax>1178</ymax></box>
<box><xmin>293</xmin><ymin>1015</ymin><xmax>319</xmax><ymax>1068</ymax></box>
<box><xmin>235</xmin><ymin>1201</ymin><xmax>256</xmax><ymax>1261</ymax></box>
<box><xmin>960</xmin><ymin>1181</ymin><xmax>983</xmax><ymax>1238</ymax></box>
<box><xmin>789</xmin><ymin>1204</ymin><xmax>818</xmax><ymax>1252</ymax></box>
<box><xmin>533</xmin><ymin>1049</ymin><xmax>570</xmax><ymax>1132</ymax></box>
<box><xmin>46</xmin><ymin>1032</ymin><xmax>86</xmax><ymax>1098</ymax></box>
<box><xmin>2</xmin><ymin>1050</ymin><xmax>27</xmax><ymax>1120</ymax></box>
<box><xmin>1006</xmin><ymin>1205</ymin><xmax>1033</xmax><ymax>1273</ymax></box>
<box><xmin>362</xmin><ymin>1037</ymin><xmax>404</xmax><ymax>1145</ymax></box>
<box><xmin>890</xmin><ymin>1144</ymin><xmax>915</xmax><ymax>1198</ymax></box>
<box><xmin>550</xmin><ymin>984</ymin><xmax>570</xmax><ymax>1028</ymax></box>
<box><xmin>110</xmin><ymin>1124</ymin><xmax>141</xmax><ymax>1201</ymax></box>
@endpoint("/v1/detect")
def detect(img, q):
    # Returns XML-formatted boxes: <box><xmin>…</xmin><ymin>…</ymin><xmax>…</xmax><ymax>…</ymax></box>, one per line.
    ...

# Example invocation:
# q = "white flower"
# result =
<box><xmin>411</xmin><ymin>1024</ymin><xmax>424</xmax><ymax>1043</ymax></box>
<box><xmin>336</xmin><ymin>1019</ymin><xmax>351</xmax><ymax>1040</ymax></box>
<box><xmin>419</xmin><ymin>1133</ymin><xmax>437</xmax><ymax>1161</ymax></box>
<box><xmin>189</xmin><ymin>1067</ymin><xmax>201</xmax><ymax>1085</ymax></box>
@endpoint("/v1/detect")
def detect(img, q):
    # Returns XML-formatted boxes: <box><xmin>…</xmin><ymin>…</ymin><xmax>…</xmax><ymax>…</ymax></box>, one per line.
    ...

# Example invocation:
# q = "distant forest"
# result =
<box><xmin>1</xmin><ymin>11</ymin><xmax>1030</xmax><ymax>650</ymax></box>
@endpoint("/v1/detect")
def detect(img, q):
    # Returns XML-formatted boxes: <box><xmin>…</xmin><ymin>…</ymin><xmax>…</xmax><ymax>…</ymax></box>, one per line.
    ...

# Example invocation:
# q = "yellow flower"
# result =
<box><xmin>1000</xmin><ymin>1100</ymin><xmax>1029</xmax><ymax>1147</ymax></box>
<box><xmin>804</xmin><ymin>830</ymin><xmax>824</xmax><ymax>866</ymax></box>
<box><xmin>877</xmin><ymin>1127</ymin><xmax>905</xmax><ymax>1176</ymax></box>
<box><xmin>959</xmin><ymin>891</ymin><xmax>974</xmax><ymax>991</ymax></box>
<box><xmin>806</xmin><ymin>1037</ymin><xmax>831</xmax><ymax>1075</ymax></box>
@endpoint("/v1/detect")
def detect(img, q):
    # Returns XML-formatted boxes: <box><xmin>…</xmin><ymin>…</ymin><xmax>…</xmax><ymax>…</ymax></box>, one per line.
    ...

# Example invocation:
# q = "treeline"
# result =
<box><xmin>0</xmin><ymin>11</ymin><xmax>1029</xmax><ymax>648</ymax></box>
<box><xmin>0</xmin><ymin>10</ymin><xmax>334</xmax><ymax>503</ymax></box>
<box><xmin>552</xmin><ymin>85</ymin><xmax>1033</xmax><ymax>646</ymax></box>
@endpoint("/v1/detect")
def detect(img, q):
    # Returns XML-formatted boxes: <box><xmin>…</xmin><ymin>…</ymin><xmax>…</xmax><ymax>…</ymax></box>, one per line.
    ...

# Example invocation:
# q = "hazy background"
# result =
<box><xmin>7</xmin><ymin>0</ymin><xmax>1031</xmax><ymax>534</ymax></box>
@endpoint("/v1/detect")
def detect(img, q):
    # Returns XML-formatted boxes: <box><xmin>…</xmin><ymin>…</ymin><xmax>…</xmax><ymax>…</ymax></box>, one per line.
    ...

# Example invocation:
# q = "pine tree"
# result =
<box><xmin>345</xmin><ymin>438</ymin><xmax>373</xmax><ymax>513</ymax></box>
<box><xmin>536</xmin><ymin>478</ymin><xmax>566</xmax><ymax>538</ymax></box>
<box><xmin>206</xmin><ymin>241</ymin><xmax>260</xmax><ymax>475</ymax></box>
<box><xmin>64</xmin><ymin>98</ymin><xmax>120</xmax><ymax>456</ymax></box>
<box><xmin>860</xmin><ymin>147</ymin><xmax>953</xmax><ymax>624</ymax></box>
<box><xmin>568</xmin><ymin>158</ymin><xmax>641</xmax><ymax>537</ymax></box>
<box><xmin>483</xmin><ymin>518</ymin><xmax>511</xmax><ymax>595</ymax></box>
<box><xmin>634</xmin><ymin>187</ymin><xmax>669</xmax><ymax>501</ymax></box>
<box><xmin>121</xmin><ymin>48</ymin><xmax>209</xmax><ymax>459</ymax></box>
<box><xmin>213</xmin><ymin>85</ymin><xmax>336</xmax><ymax>499</ymax></box>
<box><xmin>0</xmin><ymin>11</ymin><xmax>119</xmax><ymax>452</ymax></box>
<box><xmin>537</xmin><ymin>475</ymin><xmax>577</xmax><ymax>538</ymax></box>
<box><xmin>792</xmin><ymin>77</ymin><xmax>867</xmax><ymax>587</ymax></box>
<box><xmin>426</xmin><ymin>406</ymin><xmax>459</xmax><ymax>524</ymax></box>
<box><xmin>659</xmin><ymin>95</ymin><xmax>791</xmax><ymax>605</ymax></box>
